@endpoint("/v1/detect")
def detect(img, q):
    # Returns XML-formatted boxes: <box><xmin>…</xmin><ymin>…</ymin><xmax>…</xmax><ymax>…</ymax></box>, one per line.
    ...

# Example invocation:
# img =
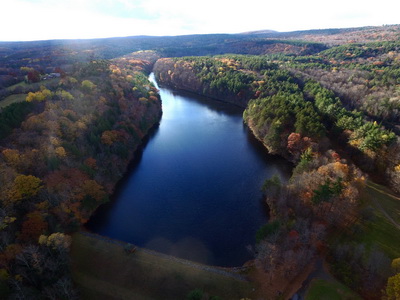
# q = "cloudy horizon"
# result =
<box><xmin>1</xmin><ymin>0</ymin><xmax>398</xmax><ymax>42</ymax></box>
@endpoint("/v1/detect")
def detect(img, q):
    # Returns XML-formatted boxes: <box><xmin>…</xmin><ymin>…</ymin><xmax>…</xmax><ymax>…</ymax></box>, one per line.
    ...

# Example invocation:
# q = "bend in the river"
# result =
<box><xmin>86</xmin><ymin>73</ymin><xmax>292</xmax><ymax>267</ymax></box>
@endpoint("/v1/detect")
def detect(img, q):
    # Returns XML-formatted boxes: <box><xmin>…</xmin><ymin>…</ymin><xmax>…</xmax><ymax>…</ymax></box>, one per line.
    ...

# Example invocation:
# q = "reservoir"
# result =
<box><xmin>86</xmin><ymin>73</ymin><xmax>292</xmax><ymax>267</ymax></box>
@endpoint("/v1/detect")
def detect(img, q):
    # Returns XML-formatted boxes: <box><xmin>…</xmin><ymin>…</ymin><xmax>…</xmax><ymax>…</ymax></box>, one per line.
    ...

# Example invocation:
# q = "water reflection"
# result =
<box><xmin>86</xmin><ymin>74</ymin><xmax>292</xmax><ymax>266</ymax></box>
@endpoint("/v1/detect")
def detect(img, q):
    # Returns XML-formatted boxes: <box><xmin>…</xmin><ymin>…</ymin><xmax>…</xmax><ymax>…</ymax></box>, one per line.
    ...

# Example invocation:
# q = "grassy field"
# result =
<box><xmin>357</xmin><ymin>209</ymin><xmax>400</xmax><ymax>259</ymax></box>
<box><xmin>0</xmin><ymin>94</ymin><xmax>27</xmax><ymax>108</ymax></box>
<box><xmin>358</xmin><ymin>181</ymin><xmax>400</xmax><ymax>258</ymax></box>
<box><xmin>1</xmin><ymin>78</ymin><xmax>63</xmax><ymax>108</ymax></box>
<box><xmin>6</xmin><ymin>78</ymin><xmax>59</xmax><ymax>92</ymax></box>
<box><xmin>329</xmin><ymin>181</ymin><xmax>400</xmax><ymax>259</ymax></box>
<box><xmin>305</xmin><ymin>279</ymin><xmax>362</xmax><ymax>300</ymax></box>
<box><xmin>70</xmin><ymin>232</ymin><xmax>255</xmax><ymax>300</ymax></box>
<box><xmin>6</xmin><ymin>81</ymin><xmax>29</xmax><ymax>92</ymax></box>
<box><xmin>366</xmin><ymin>181</ymin><xmax>400</xmax><ymax>225</ymax></box>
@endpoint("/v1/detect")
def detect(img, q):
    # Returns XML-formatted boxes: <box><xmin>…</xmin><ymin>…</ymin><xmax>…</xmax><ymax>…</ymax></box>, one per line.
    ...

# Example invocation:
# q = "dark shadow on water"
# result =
<box><xmin>243</xmin><ymin>122</ymin><xmax>293</xmax><ymax>181</ymax></box>
<box><xmin>160</xmin><ymin>84</ymin><xmax>245</xmax><ymax>117</ymax></box>
<box><xmin>85</xmin><ymin>122</ymin><xmax>161</xmax><ymax>230</ymax></box>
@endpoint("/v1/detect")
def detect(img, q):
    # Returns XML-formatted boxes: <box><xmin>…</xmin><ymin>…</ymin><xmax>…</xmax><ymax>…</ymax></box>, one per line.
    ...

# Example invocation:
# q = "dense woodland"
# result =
<box><xmin>0</xmin><ymin>53</ymin><xmax>161</xmax><ymax>298</ymax></box>
<box><xmin>0</xmin><ymin>25</ymin><xmax>400</xmax><ymax>299</ymax></box>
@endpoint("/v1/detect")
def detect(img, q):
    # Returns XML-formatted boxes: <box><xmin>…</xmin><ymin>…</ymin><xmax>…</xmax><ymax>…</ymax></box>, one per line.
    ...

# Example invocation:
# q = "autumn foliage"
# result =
<box><xmin>0</xmin><ymin>55</ymin><xmax>161</xmax><ymax>298</ymax></box>
<box><xmin>254</xmin><ymin>149</ymin><xmax>365</xmax><ymax>296</ymax></box>
<box><xmin>19</xmin><ymin>211</ymin><xmax>48</xmax><ymax>242</ymax></box>
<box><xmin>8</xmin><ymin>175</ymin><xmax>42</xmax><ymax>202</ymax></box>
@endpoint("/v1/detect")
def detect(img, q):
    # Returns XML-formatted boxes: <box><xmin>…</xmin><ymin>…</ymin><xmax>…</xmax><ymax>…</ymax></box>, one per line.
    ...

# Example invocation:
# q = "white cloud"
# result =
<box><xmin>0</xmin><ymin>0</ymin><xmax>201</xmax><ymax>41</ymax></box>
<box><xmin>0</xmin><ymin>0</ymin><xmax>398</xmax><ymax>41</ymax></box>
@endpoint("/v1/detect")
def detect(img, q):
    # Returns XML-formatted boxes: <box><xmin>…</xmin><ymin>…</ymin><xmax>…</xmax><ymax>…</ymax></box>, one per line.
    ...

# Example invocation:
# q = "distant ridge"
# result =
<box><xmin>240</xmin><ymin>29</ymin><xmax>278</xmax><ymax>35</ymax></box>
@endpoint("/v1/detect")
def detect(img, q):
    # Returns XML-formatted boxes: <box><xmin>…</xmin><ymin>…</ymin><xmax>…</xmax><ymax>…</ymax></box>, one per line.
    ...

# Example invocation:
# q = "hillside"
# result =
<box><xmin>251</xmin><ymin>25</ymin><xmax>400</xmax><ymax>45</ymax></box>
<box><xmin>0</xmin><ymin>54</ymin><xmax>161</xmax><ymax>298</ymax></box>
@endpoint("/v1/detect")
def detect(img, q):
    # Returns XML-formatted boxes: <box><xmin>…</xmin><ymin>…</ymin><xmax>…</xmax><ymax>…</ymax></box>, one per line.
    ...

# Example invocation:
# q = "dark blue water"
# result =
<box><xmin>86</xmin><ymin>73</ymin><xmax>292</xmax><ymax>267</ymax></box>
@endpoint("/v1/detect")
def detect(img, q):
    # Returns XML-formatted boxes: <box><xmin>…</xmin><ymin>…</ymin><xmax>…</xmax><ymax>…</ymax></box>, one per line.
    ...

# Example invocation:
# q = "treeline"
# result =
<box><xmin>0</xmin><ymin>34</ymin><xmax>325</xmax><ymax>91</ymax></box>
<box><xmin>159</xmin><ymin>39</ymin><xmax>327</xmax><ymax>57</ymax></box>
<box><xmin>0</xmin><ymin>57</ymin><xmax>161</xmax><ymax>298</ymax></box>
<box><xmin>319</xmin><ymin>41</ymin><xmax>400</xmax><ymax>61</ymax></box>
<box><xmin>303</xmin><ymin>81</ymin><xmax>396</xmax><ymax>150</ymax></box>
<box><xmin>154</xmin><ymin>56</ymin><xmax>254</xmax><ymax>107</ymax></box>
<box><xmin>289</xmin><ymin>41</ymin><xmax>400</xmax><ymax>126</ymax></box>
<box><xmin>243</xmin><ymin>67</ymin><xmax>327</xmax><ymax>156</ymax></box>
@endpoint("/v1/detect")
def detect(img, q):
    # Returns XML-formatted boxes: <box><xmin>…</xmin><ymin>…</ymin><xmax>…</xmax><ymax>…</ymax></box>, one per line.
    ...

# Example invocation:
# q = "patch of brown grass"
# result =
<box><xmin>70</xmin><ymin>232</ymin><xmax>255</xmax><ymax>300</ymax></box>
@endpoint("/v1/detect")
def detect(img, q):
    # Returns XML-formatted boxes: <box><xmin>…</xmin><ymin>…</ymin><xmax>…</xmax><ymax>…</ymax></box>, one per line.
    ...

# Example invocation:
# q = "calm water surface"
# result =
<box><xmin>86</xmin><ymin>73</ymin><xmax>292</xmax><ymax>267</ymax></box>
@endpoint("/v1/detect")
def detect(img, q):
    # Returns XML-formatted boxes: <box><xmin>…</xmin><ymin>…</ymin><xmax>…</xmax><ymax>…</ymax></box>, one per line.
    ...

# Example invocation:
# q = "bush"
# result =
<box><xmin>256</xmin><ymin>220</ymin><xmax>281</xmax><ymax>243</ymax></box>
<box><xmin>187</xmin><ymin>289</ymin><xmax>204</xmax><ymax>300</ymax></box>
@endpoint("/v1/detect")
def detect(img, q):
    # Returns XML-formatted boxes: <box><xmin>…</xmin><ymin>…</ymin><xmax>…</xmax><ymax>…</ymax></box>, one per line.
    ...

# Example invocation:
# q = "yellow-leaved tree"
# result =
<box><xmin>386</xmin><ymin>273</ymin><xmax>400</xmax><ymax>300</ymax></box>
<box><xmin>8</xmin><ymin>175</ymin><xmax>43</xmax><ymax>202</ymax></box>
<box><xmin>385</xmin><ymin>258</ymin><xmax>400</xmax><ymax>300</ymax></box>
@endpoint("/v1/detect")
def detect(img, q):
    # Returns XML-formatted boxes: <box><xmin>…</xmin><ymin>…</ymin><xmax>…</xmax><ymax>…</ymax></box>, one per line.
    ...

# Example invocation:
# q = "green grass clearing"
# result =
<box><xmin>6</xmin><ymin>78</ymin><xmax>60</xmax><ymax>93</ymax></box>
<box><xmin>328</xmin><ymin>181</ymin><xmax>400</xmax><ymax>259</ymax></box>
<box><xmin>358</xmin><ymin>209</ymin><xmax>400</xmax><ymax>258</ymax></box>
<box><xmin>320</xmin><ymin>180</ymin><xmax>400</xmax><ymax>298</ymax></box>
<box><xmin>305</xmin><ymin>278</ymin><xmax>362</xmax><ymax>300</ymax></box>
<box><xmin>70</xmin><ymin>232</ymin><xmax>255</xmax><ymax>300</ymax></box>
<box><xmin>366</xmin><ymin>181</ymin><xmax>400</xmax><ymax>225</ymax></box>
<box><xmin>0</xmin><ymin>94</ymin><xmax>27</xmax><ymax>108</ymax></box>
<box><xmin>356</xmin><ymin>182</ymin><xmax>400</xmax><ymax>258</ymax></box>
<box><xmin>6</xmin><ymin>81</ymin><xmax>29</xmax><ymax>91</ymax></box>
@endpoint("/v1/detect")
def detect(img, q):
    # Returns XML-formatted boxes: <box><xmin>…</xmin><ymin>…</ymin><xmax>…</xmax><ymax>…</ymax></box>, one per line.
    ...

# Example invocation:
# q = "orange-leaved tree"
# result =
<box><xmin>19</xmin><ymin>211</ymin><xmax>48</xmax><ymax>242</ymax></box>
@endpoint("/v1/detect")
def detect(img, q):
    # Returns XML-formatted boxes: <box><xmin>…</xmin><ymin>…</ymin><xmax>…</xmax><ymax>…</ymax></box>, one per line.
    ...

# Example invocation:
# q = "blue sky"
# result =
<box><xmin>0</xmin><ymin>0</ymin><xmax>398</xmax><ymax>41</ymax></box>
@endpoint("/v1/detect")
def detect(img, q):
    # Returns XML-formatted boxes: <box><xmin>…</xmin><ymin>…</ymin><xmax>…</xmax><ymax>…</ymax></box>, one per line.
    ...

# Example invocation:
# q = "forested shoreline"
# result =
<box><xmin>0</xmin><ymin>54</ymin><xmax>162</xmax><ymax>298</ymax></box>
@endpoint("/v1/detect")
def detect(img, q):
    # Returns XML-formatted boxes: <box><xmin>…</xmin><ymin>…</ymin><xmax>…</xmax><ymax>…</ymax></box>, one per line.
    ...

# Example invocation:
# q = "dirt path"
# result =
<box><xmin>294</xmin><ymin>258</ymin><xmax>338</xmax><ymax>298</ymax></box>
<box><xmin>367</xmin><ymin>183</ymin><xmax>400</xmax><ymax>202</ymax></box>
